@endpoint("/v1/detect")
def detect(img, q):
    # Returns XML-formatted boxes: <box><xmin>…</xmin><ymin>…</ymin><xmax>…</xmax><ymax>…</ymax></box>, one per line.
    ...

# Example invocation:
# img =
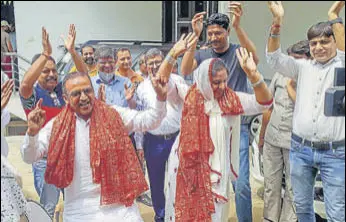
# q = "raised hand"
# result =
<box><xmin>160</xmin><ymin>32</ymin><xmax>199</xmax><ymax>83</ymax></box>
<box><xmin>236</xmin><ymin>47</ymin><xmax>257</xmax><ymax>78</ymax></box>
<box><xmin>152</xmin><ymin>75</ymin><xmax>167</xmax><ymax>102</ymax></box>
<box><xmin>228</xmin><ymin>1</ymin><xmax>243</xmax><ymax>29</ymax></box>
<box><xmin>62</xmin><ymin>24</ymin><xmax>77</xmax><ymax>53</ymax></box>
<box><xmin>267</xmin><ymin>1</ymin><xmax>284</xmax><ymax>22</ymax></box>
<box><xmin>191</xmin><ymin>11</ymin><xmax>207</xmax><ymax>37</ymax></box>
<box><xmin>98</xmin><ymin>84</ymin><xmax>106</xmax><ymax>102</ymax></box>
<box><xmin>328</xmin><ymin>1</ymin><xmax>345</xmax><ymax>19</ymax></box>
<box><xmin>124</xmin><ymin>83</ymin><xmax>136</xmax><ymax>101</ymax></box>
<box><xmin>174</xmin><ymin>32</ymin><xmax>199</xmax><ymax>57</ymax></box>
<box><xmin>1</xmin><ymin>79</ymin><xmax>14</xmax><ymax>111</ymax></box>
<box><xmin>42</xmin><ymin>27</ymin><xmax>52</xmax><ymax>57</ymax></box>
<box><xmin>27</xmin><ymin>99</ymin><xmax>46</xmax><ymax>136</ymax></box>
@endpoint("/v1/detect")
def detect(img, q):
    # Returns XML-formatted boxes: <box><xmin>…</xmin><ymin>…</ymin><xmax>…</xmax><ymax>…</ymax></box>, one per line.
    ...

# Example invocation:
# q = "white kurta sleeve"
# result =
<box><xmin>112</xmin><ymin>99</ymin><xmax>167</xmax><ymax>133</ymax></box>
<box><xmin>236</xmin><ymin>92</ymin><xmax>273</xmax><ymax>116</ymax></box>
<box><xmin>20</xmin><ymin>118</ymin><xmax>54</xmax><ymax>164</ymax></box>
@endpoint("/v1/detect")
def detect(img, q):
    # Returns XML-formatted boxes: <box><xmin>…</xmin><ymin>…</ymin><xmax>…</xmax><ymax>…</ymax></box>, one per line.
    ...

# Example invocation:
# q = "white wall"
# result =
<box><xmin>14</xmin><ymin>1</ymin><xmax>162</xmax><ymax>70</ymax></box>
<box><xmin>218</xmin><ymin>1</ymin><xmax>345</xmax><ymax>79</ymax></box>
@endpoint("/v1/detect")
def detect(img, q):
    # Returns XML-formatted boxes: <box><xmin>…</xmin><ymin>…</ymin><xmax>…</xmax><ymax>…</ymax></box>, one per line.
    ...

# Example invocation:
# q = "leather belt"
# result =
<box><xmin>292</xmin><ymin>133</ymin><xmax>345</xmax><ymax>150</ymax></box>
<box><xmin>146</xmin><ymin>131</ymin><xmax>179</xmax><ymax>140</ymax></box>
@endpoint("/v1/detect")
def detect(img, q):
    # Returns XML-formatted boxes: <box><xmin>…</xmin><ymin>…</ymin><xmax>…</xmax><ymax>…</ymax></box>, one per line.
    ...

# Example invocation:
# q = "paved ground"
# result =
<box><xmin>6</xmin><ymin>136</ymin><xmax>265</xmax><ymax>222</ymax></box>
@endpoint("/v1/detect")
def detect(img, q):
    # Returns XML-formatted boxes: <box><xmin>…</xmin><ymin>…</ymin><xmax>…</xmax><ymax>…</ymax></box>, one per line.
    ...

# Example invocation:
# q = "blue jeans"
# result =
<box><xmin>32</xmin><ymin>158</ymin><xmax>63</xmax><ymax>217</ymax></box>
<box><xmin>232</xmin><ymin>124</ymin><xmax>253</xmax><ymax>222</ymax></box>
<box><xmin>290</xmin><ymin>138</ymin><xmax>345</xmax><ymax>222</ymax></box>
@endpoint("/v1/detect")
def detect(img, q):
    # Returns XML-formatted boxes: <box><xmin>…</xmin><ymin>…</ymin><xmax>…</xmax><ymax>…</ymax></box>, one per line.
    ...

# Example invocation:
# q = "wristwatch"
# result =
<box><xmin>328</xmin><ymin>17</ymin><xmax>343</xmax><ymax>25</ymax></box>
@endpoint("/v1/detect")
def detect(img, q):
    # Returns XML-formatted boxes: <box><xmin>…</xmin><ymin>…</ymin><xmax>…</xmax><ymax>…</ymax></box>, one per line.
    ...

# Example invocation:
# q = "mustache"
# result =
<box><xmin>84</xmin><ymin>57</ymin><xmax>95</xmax><ymax>65</ymax></box>
<box><xmin>46</xmin><ymin>76</ymin><xmax>57</xmax><ymax>82</ymax></box>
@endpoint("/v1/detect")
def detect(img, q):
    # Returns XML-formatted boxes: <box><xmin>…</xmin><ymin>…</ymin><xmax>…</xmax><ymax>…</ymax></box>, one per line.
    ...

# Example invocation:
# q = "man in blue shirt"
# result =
<box><xmin>90</xmin><ymin>46</ymin><xmax>132</xmax><ymax>107</ymax></box>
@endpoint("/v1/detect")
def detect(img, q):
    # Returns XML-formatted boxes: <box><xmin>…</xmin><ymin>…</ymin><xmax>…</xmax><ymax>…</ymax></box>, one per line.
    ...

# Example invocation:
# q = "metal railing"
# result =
<box><xmin>1</xmin><ymin>52</ymin><xmax>31</xmax><ymax>92</ymax></box>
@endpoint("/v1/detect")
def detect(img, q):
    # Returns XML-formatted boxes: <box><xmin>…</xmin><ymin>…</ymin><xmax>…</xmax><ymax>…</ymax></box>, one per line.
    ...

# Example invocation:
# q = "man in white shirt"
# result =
<box><xmin>134</xmin><ymin>48</ymin><xmax>190</xmax><ymax>222</ymax></box>
<box><xmin>266</xmin><ymin>1</ymin><xmax>345</xmax><ymax>221</ymax></box>
<box><xmin>20</xmin><ymin>71</ymin><xmax>169</xmax><ymax>222</ymax></box>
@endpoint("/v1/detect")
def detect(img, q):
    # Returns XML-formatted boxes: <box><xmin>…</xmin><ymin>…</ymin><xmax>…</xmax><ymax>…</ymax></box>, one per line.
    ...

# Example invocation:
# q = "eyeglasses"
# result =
<box><xmin>69</xmin><ymin>87</ymin><xmax>94</xmax><ymax>98</ymax></box>
<box><xmin>42</xmin><ymin>69</ymin><xmax>58</xmax><ymax>74</ymax></box>
<box><xmin>147</xmin><ymin>60</ymin><xmax>162</xmax><ymax>67</ymax></box>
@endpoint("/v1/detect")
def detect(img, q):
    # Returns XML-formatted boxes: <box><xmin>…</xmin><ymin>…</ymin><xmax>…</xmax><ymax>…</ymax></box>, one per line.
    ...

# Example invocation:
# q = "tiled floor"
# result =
<box><xmin>6</xmin><ymin>136</ymin><xmax>265</xmax><ymax>222</ymax></box>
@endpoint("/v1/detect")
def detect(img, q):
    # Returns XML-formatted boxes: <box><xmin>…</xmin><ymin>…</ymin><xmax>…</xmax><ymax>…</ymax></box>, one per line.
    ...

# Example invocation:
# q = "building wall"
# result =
<box><xmin>218</xmin><ymin>1</ymin><xmax>345</xmax><ymax>79</ymax></box>
<box><xmin>14</xmin><ymin>1</ymin><xmax>162</xmax><ymax>70</ymax></box>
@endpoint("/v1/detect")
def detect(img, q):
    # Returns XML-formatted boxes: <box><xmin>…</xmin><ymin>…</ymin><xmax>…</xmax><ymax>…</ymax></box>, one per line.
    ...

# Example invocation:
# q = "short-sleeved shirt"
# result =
<box><xmin>265</xmin><ymin>73</ymin><xmax>295</xmax><ymax>149</ymax></box>
<box><xmin>20</xmin><ymin>82</ymin><xmax>65</xmax><ymax>126</ymax></box>
<box><xmin>195</xmin><ymin>43</ymin><xmax>254</xmax><ymax>124</ymax></box>
<box><xmin>90</xmin><ymin>74</ymin><xmax>132</xmax><ymax>107</ymax></box>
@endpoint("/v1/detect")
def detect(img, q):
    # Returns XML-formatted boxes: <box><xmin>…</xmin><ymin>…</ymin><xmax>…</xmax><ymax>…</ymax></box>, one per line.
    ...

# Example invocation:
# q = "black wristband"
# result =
<box><xmin>328</xmin><ymin>17</ymin><xmax>343</xmax><ymax>25</ymax></box>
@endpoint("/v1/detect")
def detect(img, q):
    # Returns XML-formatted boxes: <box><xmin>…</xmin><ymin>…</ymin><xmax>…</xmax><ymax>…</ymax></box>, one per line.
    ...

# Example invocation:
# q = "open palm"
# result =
<box><xmin>63</xmin><ymin>24</ymin><xmax>76</xmax><ymax>52</ymax></box>
<box><xmin>267</xmin><ymin>1</ymin><xmax>284</xmax><ymax>18</ymax></box>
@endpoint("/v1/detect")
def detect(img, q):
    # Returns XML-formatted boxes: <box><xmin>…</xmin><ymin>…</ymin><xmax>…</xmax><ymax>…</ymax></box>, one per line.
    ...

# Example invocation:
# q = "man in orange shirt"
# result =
<box><xmin>115</xmin><ymin>48</ymin><xmax>143</xmax><ymax>84</ymax></box>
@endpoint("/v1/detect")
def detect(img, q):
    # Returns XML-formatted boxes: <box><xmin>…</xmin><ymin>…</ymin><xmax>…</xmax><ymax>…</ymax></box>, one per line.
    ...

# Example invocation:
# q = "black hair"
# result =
<box><xmin>80</xmin><ymin>45</ymin><xmax>95</xmax><ymax>55</ymax></box>
<box><xmin>31</xmin><ymin>53</ymin><xmax>56</xmax><ymax>65</ymax></box>
<box><xmin>114</xmin><ymin>47</ymin><xmax>131</xmax><ymax>60</ymax></box>
<box><xmin>307</xmin><ymin>22</ymin><xmax>334</xmax><ymax>41</ymax></box>
<box><xmin>206</xmin><ymin>13</ymin><xmax>230</xmax><ymax>30</ymax></box>
<box><xmin>286</xmin><ymin>40</ymin><xmax>311</xmax><ymax>58</ymax></box>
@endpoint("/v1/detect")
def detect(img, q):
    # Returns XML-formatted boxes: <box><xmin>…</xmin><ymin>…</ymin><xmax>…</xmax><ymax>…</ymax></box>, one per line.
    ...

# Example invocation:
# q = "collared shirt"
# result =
<box><xmin>69</xmin><ymin>65</ymin><xmax>98</xmax><ymax>77</ymax></box>
<box><xmin>90</xmin><ymin>74</ymin><xmax>132</xmax><ymax>107</ymax></box>
<box><xmin>20</xmin><ymin>82</ymin><xmax>65</xmax><ymax>126</ymax></box>
<box><xmin>266</xmin><ymin>47</ymin><xmax>345</xmax><ymax>142</ymax></box>
<box><xmin>20</xmin><ymin>100</ymin><xmax>166</xmax><ymax>222</ymax></box>
<box><xmin>135</xmin><ymin>74</ymin><xmax>189</xmax><ymax>135</ymax></box>
<box><xmin>265</xmin><ymin>73</ymin><xmax>295</xmax><ymax>149</ymax></box>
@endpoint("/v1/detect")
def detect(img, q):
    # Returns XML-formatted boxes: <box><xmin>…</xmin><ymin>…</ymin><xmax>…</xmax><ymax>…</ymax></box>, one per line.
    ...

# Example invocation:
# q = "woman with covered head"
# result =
<box><xmin>164</xmin><ymin>47</ymin><xmax>273</xmax><ymax>222</ymax></box>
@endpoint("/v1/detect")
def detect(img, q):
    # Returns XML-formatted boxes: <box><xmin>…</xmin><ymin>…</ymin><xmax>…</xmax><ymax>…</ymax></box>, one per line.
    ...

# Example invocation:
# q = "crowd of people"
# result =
<box><xmin>1</xmin><ymin>1</ymin><xmax>345</xmax><ymax>222</ymax></box>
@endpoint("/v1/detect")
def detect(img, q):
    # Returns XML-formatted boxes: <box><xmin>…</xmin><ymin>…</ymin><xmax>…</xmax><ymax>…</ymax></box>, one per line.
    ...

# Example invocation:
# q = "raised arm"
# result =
<box><xmin>160</xmin><ymin>32</ymin><xmax>199</xmax><ymax>83</ymax></box>
<box><xmin>265</xmin><ymin>1</ymin><xmax>300</xmax><ymax>78</ymax></box>
<box><xmin>267</xmin><ymin>1</ymin><xmax>284</xmax><ymax>53</ymax></box>
<box><xmin>180</xmin><ymin>12</ymin><xmax>206</xmax><ymax>75</ymax></box>
<box><xmin>20</xmin><ymin>27</ymin><xmax>51</xmax><ymax>99</ymax></box>
<box><xmin>328</xmin><ymin>1</ymin><xmax>345</xmax><ymax>52</ymax></box>
<box><xmin>229</xmin><ymin>1</ymin><xmax>259</xmax><ymax>64</ymax></box>
<box><xmin>21</xmin><ymin>99</ymin><xmax>51</xmax><ymax>163</ymax></box>
<box><xmin>236</xmin><ymin>47</ymin><xmax>273</xmax><ymax>105</ymax></box>
<box><xmin>62</xmin><ymin>24</ymin><xmax>88</xmax><ymax>73</ymax></box>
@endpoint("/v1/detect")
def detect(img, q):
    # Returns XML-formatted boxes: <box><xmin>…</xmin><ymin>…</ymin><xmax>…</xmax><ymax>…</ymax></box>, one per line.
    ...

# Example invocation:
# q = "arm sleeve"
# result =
<box><xmin>20</xmin><ymin>119</ymin><xmax>53</xmax><ymax>164</ymax></box>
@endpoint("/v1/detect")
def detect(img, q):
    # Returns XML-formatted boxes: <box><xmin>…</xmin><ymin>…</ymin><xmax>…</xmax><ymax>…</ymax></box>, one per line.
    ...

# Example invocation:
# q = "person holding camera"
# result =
<box><xmin>266</xmin><ymin>1</ymin><xmax>345</xmax><ymax>221</ymax></box>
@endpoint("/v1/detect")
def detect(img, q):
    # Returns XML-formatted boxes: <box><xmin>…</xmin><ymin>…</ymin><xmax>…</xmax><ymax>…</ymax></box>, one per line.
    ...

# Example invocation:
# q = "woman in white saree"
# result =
<box><xmin>165</xmin><ymin>48</ymin><xmax>273</xmax><ymax>222</ymax></box>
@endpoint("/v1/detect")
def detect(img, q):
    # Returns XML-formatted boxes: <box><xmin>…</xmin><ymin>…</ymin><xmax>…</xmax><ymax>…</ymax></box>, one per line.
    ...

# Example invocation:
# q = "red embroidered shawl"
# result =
<box><xmin>44</xmin><ymin>99</ymin><xmax>148</xmax><ymax>206</ymax></box>
<box><xmin>175</xmin><ymin>59</ymin><xmax>244</xmax><ymax>221</ymax></box>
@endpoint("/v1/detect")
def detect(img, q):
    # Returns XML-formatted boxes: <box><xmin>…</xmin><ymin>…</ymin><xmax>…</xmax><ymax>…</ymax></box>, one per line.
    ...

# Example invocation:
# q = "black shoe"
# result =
<box><xmin>136</xmin><ymin>193</ymin><xmax>153</xmax><ymax>207</ymax></box>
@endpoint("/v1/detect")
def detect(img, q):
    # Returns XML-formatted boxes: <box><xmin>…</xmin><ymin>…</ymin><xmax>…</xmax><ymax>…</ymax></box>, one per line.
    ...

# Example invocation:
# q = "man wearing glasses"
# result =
<box><xmin>19</xmin><ymin>24</ymin><xmax>87</xmax><ymax>218</ymax></box>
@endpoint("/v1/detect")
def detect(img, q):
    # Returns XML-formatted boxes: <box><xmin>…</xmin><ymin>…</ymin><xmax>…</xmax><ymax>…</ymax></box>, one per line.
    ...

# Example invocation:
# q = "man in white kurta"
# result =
<box><xmin>21</xmin><ymin>73</ymin><xmax>167</xmax><ymax>222</ymax></box>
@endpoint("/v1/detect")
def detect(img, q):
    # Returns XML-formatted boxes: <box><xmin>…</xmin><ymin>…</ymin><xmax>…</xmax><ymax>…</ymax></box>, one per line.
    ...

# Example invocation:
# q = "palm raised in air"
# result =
<box><xmin>27</xmin><ymin>99</ymin><xmax>46</xmax><ymax>136</ymax></box>
<box><xmin>267</xmin><ymin>1</ymin><xmax>284</xmax><ymax>19</ymax></box>
<box><xmin>236</xmin><ymin>47</ymin><xmax>257</xmax><ymax>78</ymax></box>
<box><xmin>63</xmin><ymin>24</ymin><xmax>77</xmax><ymax>53</ymax></box>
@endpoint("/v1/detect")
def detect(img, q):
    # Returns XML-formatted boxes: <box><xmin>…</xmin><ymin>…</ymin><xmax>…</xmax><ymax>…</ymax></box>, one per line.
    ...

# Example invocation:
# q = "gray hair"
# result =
<box><xmin>211</xmin><ymin>58</ymin><xmax>228</xmax><ymax>77</ymax></box>
<box><xmin>144</xmin><ymin>48</ymin><xmax>164</xmax><ymax>64</ymax></box>
<box><xmin>94</xmin><ymin>46</ymin><xmax>115</xmax><ymax>62</ymax></box>
<box><xmin>62</xmin><ymin>72</ymin><xmax>93</xmax><ymax>95</ymax></box>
